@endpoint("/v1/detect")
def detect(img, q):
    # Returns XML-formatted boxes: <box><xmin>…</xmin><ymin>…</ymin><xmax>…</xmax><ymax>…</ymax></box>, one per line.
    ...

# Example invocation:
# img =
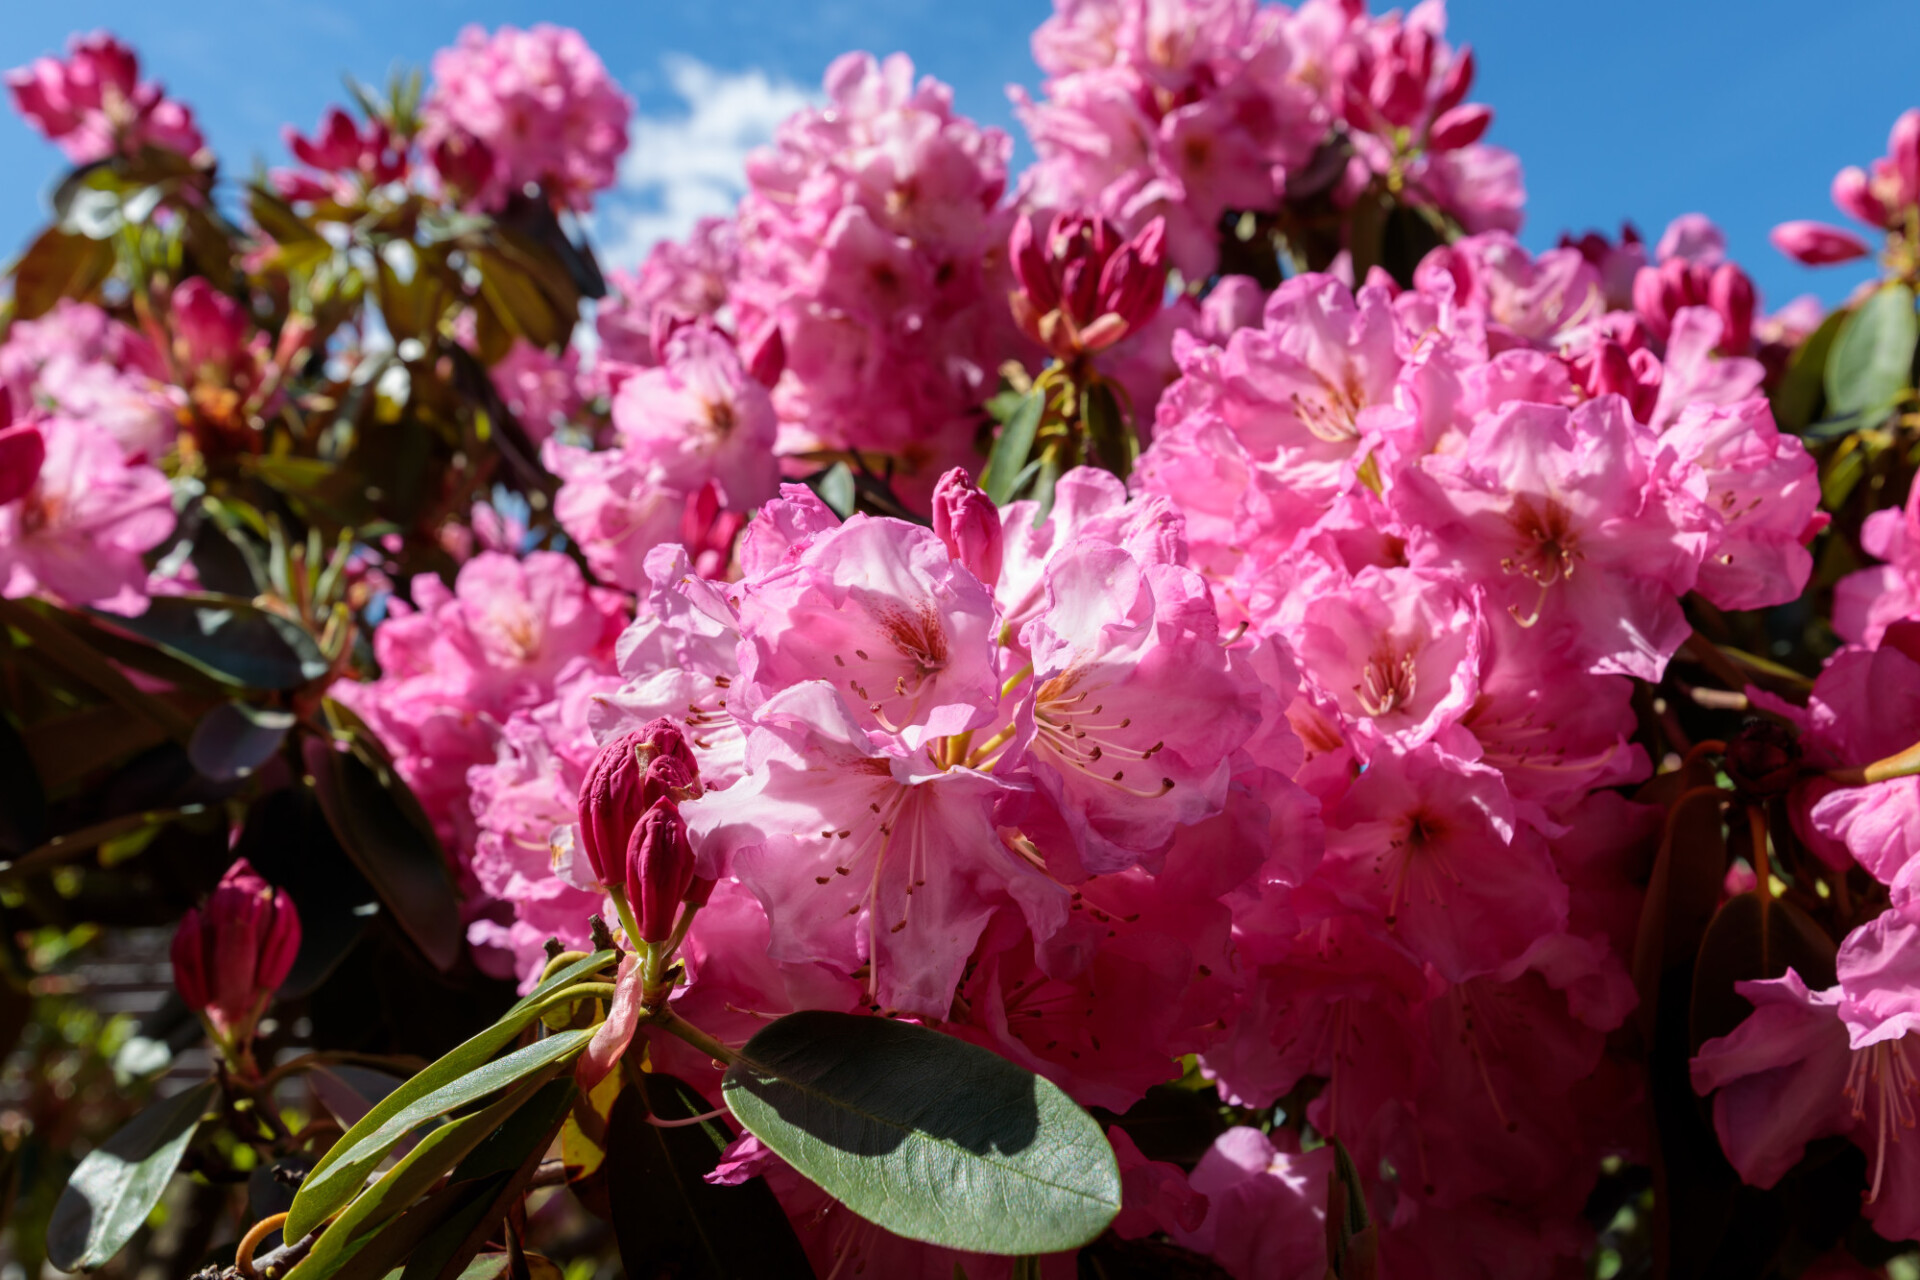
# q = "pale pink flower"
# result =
<box><xmin>609</xmin><ymin>322</ymin><xmax>778</xmax><ymax>508</ymax></box>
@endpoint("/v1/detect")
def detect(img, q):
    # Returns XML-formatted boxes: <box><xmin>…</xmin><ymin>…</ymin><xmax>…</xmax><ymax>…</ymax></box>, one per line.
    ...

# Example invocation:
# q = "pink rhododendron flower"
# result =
<box><xmin>0</xmin><ymin>300</ymin><xmax>176</xmax><ymax>462</ymax></box>
<box><xmin>1837</xmin><ymin>476</ymin><xmax>1920</xmax><ymax>648</ymax></box>
<box><xmin>1663</xmin><ymin>398</ymin><xmax>1821</xmax><ymax>611</ymax></box>
<box><xmin>7</xmin><ymin>32</ymin><xmax>203</xmax><ymax>162</ymax></box>
<box><xmin>1168</xmin><ymin>1127</ymin><xmax>1327</xmax><ymax>1280</ymax></box>
<box><xmin>0</xmin><ymin>416</ymin><xmax>174</xmax><ymax>614</ymax></box>
<box><xmin>420</xmin><ymin>24</ymin><xmax>630</xmax><ymax>211</ymax></box>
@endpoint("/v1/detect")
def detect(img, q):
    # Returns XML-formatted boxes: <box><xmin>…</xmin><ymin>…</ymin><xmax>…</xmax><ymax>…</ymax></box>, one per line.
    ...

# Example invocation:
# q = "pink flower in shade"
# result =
<box><xmin>0</xmin><ymin>397</ymin><xmax>46</xmax><ymax>506</ymax></box>
<box><xmin>1316</xmin><ymin>745</ymin><xmax>1567</xmax><ymax>983</ymax></box>
<box><xmin>170</xmin><ymin>859</ymin><xmax>302</xmax><ymax>1046</ymax></box>
<box><xmin>0</xmin><ymin>416</ymin><xmax>174</xmax><ymax>614</ymax></box>
<box><xmin>1691</xmin><ymin>911</ymin><xmax>1920</xmax><ymax>1241</ymax></box>
<box><xmin>1663</xmin><ymin>398</ymin><xmax>1821</xmax><ymax>612</ymax></box>
<box><xmin>1168</xmin><ymin>1127</ymin><xmax>1328</xmax><ymax>1280</ymax></box>
<box><xmin>419</xmin><ymin>24</ymin><xmax>631</xmax><ymax>212</ymax></box>
<box><xmin>465</xmin><ymin>670</ymin><xmax>620</xmax><ymax>990</ymax></box>
<box><xmin>1837</xmin><ymin>477</ymin><xmax>1920</xmax><ymax>649</ymax></box>
<box><xmin>1011</xmin><ymin>539</ymin><xmax>1261</xmax><ymax>874</ymax></box>
<box><xmin>1106</xmin><ymin>1127</ymin><xmax>1209</xmax><ymax>1242</ymax></box>
<box><xmin>7</xmin><ymin>32</ymin><xmax>204</xmax><ymax>163</ymax></box>
<box><xmin>684</xmin><ymin>681</ymin><xmax>1054</xmax><ymax>1019</ymax></box>
<box><xmin>608</xmin><ymin>322</ymin><xmax>778</xmax><ymax>508</ymax></box>
<box><xmin>1291</xmin><ymin>565</ymin><xmax>1483</xmax><ymax>757</ymax></box>
<box><xmin>0</xmin><ymin>300</ymin><xmax>176</xmax><ymax>462</ymax></box>
<box><xmin>735</xmin><ymin>516</ymin><xmax>1002</xmax><ymax>752</ymax></box>
<box><xmin>1392</xmin><ymin>395</ymin><xmax>1712</xmax><ymax>682</ymax></box>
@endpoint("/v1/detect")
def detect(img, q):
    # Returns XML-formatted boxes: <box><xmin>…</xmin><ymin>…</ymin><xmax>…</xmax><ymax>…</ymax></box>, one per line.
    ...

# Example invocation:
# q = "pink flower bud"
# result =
<box><xmin>1433</xmin><ymin>47</ymin><xmax>1475</xmax><ymax>117</ymax></box>
<box><xmin>1427</xmin><ymin>103</ymin><xmax>1491</xmax><ymax>153</ymax></box>
<box><xmin>626</xmin><ymin>798</ymin><xmax>695</xmax><ymax>944</ymax></box>
<box><xmin>1709</xmin><ymin>263</ymin><xmax>1755</xmax><ymax>354</ymax></box>
<box><xmin>1769</xmin><ymin>220</ymin><xmax>1872</xmax><ymax>266</ymax></box>
<box><xmin>1009</xmin><ymin>216</ymin><xmax>1059</xmax><ymax>315</ymax></box>
<box><xmin>931</xmin><ymin>468</ymin><xmax>1005</xmax><ymax>588</ymax></box>
<box><xmin>171</xmin><ymin>278</ymin><xmax>250</xmax><ymax>374</ymax></box>
<box><xmin>170</xmin><ymin>859</ymin><xmax>301</xmax><ymax>1043</ymax></box>
<box><xmin>577</xmin><ymin>722</ymin><xmax>700</xmax><ymax>888</ymax></box>
<box><xmin>1890</xmin><ymin>109</ymin><xmax>1920</xmax><ymax>210</ymax></box>
<box><xmin>743</xmin><ymin>322</ymin><xmax>786</xmax><ymax>389</ymax></box>
<box><xmin>1008</xmin><ymin>212</ymin><xmax>1161</xmax><ymax>359</ymax></box>
<box><xmin>1832</xmin><ymin>166</ymin><xmax>1889</xmax><ymax>229</ymax></box>
<box><xmin>1097</xmin><ymin>217</ymin><xmax>1170</xmax><ymax>337</ymax></box>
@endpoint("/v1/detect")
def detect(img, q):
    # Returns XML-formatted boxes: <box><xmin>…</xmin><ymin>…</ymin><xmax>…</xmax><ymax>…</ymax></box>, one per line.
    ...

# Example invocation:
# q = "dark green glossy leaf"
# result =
<box><xmin>13</xmin><ymin>226</ymin><xmax>114</xmax><ymax>320</ymax></box>
<box><xmin>188</xmin><ymin>702</ymin><xmax>295</xmax><ymax>781</ymax></box>
<box><xmin>1825</xmin><ymin>282</ymin><xmax>1917</xmax><ymax>422</ymax></box>
<box><xmin>290</xmin><ymin>1068</ymin><xmax>562</xmax><ymax>1280</ymax></box>
<box><xmin>94</xmin><ymin>594</ymin><xmax>328</xmax><ymax>690</ymax></box>
<box><xmin>605</xmin><ymin>1071</ymin><xmax>813</xmax><ymax>1278</ymax></box>
<box><xmin>285</xmin><ymin>1028</ymin><xmax>591</xmax><ymax>1242</ymax></box>
<box><xmin>983</xmin><ymin>386</ymin><xmax>1045</xmax><ymax>505</ymax></box>
<box><xmin>722</xmin><ymin>1011</ymin><xmax>1120</xmax><ymax>1255</ymax></box>
<box><xmin>46</xmin><ymin>1080</ymin><xmax>216</xmax><ymax>1271</ymax></box>
<box><xmin>1772</xmin><ymin>306</ymin><xmax>1846</xmax><ymax>433</ymax></box>
<box><xmin>303</xmin><ymin>736</ymin><xmax>461</xmax><ymax>971</ymax></box>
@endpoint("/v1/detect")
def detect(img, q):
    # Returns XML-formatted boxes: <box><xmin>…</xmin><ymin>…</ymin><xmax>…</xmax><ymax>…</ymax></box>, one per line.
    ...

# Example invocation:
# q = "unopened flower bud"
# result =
<box><xmin>0</xmin><ymin>412</ymin><xmax>46</xmax><ymax>507</ymax></box>
<box><xmin>1769</xmin><ymin>220</ymin><xmax>1871</xmax><ymax>267</ymax></box>
<box><xmin>170</xmin><ymin>859</ymin><xmax>301</xmax><ymax>1045</ymax></box>
<box><xmin>1726</xmin><ymin>718</ymin><xmax>1803</xmax><ymax>798</ymax></box>
<box><xmin>578</xmin><ymin>722</ymin><xmax>700</xmax><ymax>888</ymax></box>
<box><xmin>1832</xmin><ymin>166</ymin><xmax>1889</xmax><ymax>229</ymax></box>
<box><xmin>1008</xmin><ymin>212</ymin><xmax>1167</xmax><ymax>360</ymax></box>
<box><xmin>626</xmin><ymin>798</ymin><xmax>696</xmax><ymax>944</ymax></box>
<box><xmin>1427</xmin><ymin>103</ymin><xmax>1491</xmax><ymax>153</ymax></box>
<box><xmin>931</xmin><ymin>468</ymin><xmax>1005</xmax><ymax>588</ymax></box>
<box><xmin>1708</xmin><ymin>263</ymin><xmax>1755</xmax><ymax>354</ymax></box>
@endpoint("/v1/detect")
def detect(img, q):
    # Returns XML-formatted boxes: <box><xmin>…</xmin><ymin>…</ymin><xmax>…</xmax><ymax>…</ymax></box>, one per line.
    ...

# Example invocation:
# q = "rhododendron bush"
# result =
<box><xmin>8</xmin><ymin>7</ymin><xmax>1920</xmax><ymax>1279</ymax></box>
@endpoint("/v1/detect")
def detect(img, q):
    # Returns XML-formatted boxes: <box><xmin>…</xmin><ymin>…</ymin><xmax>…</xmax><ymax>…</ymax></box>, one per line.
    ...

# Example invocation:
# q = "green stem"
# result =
<box><xmin>656</xmin><ymin>1011</ymin><xmax>738</xmax><ymax>1067</ymax></box>
<box><xmin>606</xmin><ymin>884</ymin><xmax>644</xmax><ymax>950</ymax></box>
<box><xmin>525</xmin><ymin>982</ymin><xmax>618</xmax><ymax>1021</ymax></box>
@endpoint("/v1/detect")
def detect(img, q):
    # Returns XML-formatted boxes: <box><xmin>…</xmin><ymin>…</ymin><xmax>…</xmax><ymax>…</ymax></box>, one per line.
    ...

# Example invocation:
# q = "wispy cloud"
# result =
<box><xmin>597</xmin><ymin>56</ymin><xmax>813</xmax><ymax>269</ymax></box>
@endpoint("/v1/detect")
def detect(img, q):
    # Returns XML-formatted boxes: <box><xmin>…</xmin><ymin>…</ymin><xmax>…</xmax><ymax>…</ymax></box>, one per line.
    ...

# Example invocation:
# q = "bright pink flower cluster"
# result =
<box><xmin>6</xmin><ymin>32</ymin><xmax>203</xmax><ymax>163</ymax></box>
<box><xmin>1015</xmin><ymin>0</ymin><xmax>1520</xmax><ymax>278</ymax></box>
<box><xmin>419</xmin><ymin>23</ymin><xmax>631</xmax><ymax>212</ymax></box>
<box><xmin>1772</xmin><ymin>109</ymin><xmax>1920</xmax><ymax>266</ymax></box>
<box><xmin>731</xmin><ymin>53</ymin><xmax>1026</xmax><ymax>501</ymax></box>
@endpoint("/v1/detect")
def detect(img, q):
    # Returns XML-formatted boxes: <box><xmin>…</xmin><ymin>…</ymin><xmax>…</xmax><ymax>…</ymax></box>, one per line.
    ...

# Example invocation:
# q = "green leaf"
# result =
<box><xmin>46</xmin><ymin>1080</ymin><xmax>216</xmax><ymax>1271</ymax></box>
<box><xmin>1772</xmin><ymin>306</ymin><xmax>1846</xmax><ymax>433</ymax></box>
<box><xmin>1825</xmin><ymin>282</ymin><xmax>1917</xmax><ymax>422</ymax></box>
<box><xmin>604</xmin><ymin>1072</ymin><xmax>813</xmax><ymax>1278</ymax></box>
<box><xmin>285</xmin><ymin>1028</ymin><xmax>592</xmax><ymax>1242</ymax></box>
<box><xmin>303</xmin><ymin>736</ymin><xmax>462</xmax><ymax>971</ymax></box>
<box><xmin>289</xmin><ymin>1068</ymin><xmax>563</xmax><ymax>1280</ymax></box>
<box><xmin>722</xmin><ymin>1011</ymin><xmax>1121</xmax><ymax>1255</ymax></box>
<box><xmin>983</xmin><ymin>386</ymin><xmax>1046</xmax><ymax>506</ymax></box>
<box><xmin>283</xmin><ymin>953</ymin><xmax>605</xmax><ymax>1236</ymax></box>
<box><xmin>93</xmin><ymin>594</ymin><xmax>329</xmax><ymax>690</ymax></box>
<box><xmin>814</xmin><ymin>461</ymin><xmax>857</xmax><ymax>519</ymax></box>
<box><xmin>1081</xmin><ymin>379</ymin><xmax>1133</xmax><ymax>480</ymax></box>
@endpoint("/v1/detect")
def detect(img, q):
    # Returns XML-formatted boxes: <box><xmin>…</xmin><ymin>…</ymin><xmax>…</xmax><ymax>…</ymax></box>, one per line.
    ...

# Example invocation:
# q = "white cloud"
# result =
<box><xmin>597</xmin><ymin>56</ymin><xmax>813</xmax><ymax>269</ymax></box>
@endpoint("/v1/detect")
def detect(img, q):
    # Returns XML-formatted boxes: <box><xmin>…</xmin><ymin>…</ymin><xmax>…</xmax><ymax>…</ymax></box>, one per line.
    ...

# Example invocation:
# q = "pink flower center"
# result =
<box><xmin>1500</xmin><ymin>495</ymin><xmax>1579</xmax><ymax>626</ymax></box>
<box><xmin>1289</xmin><ymin>371</ymin><xmax>1368</xmax><ymax>445</ymax></box>
<box><xmin>1381</xmin><ymin>808</ymin><xmax>1460</xmax><ymax>926</ymax></box>
<box><xmin>1355</xmin><ymin>647</ymin><xmax>1418</xmax><ymax>718</ymax></box>
<box><xmin>1033</xmin><ymin>671</ymin><xmax>1173</xmax><ymax>798</ymax></box>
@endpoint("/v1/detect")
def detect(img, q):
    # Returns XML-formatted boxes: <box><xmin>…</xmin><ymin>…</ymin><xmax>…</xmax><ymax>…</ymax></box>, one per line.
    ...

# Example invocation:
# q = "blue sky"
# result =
<box><xmin>0</xmin><ymin>0</ymin><xmax>1908</xmax><ymax>308</ymax></box>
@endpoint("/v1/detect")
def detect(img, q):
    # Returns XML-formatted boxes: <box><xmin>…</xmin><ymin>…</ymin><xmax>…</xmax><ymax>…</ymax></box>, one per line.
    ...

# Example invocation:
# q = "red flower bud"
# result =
<box><xmin>1708</xmin><ymin>263</ymin><xmax>1755</xmax><ymax>355</ymax></box>
<box><xmin>1008</xmin><ymin>212</ymin><xmax>1166</xmax><ymax>360</ymax></box>
<box><xmin>578</xmin><ymin>722</ymin><xmax>700</xmax><ymax>888</ymax></box>
<box><xmin>0</xmin><ymin>415</ymin><xmax>46</xmax><ymax>508</ymax></box>
<box><xmin>931</xmin><ymin>468</ymin><xmax>1005</xmax><ymax>588</ymax></box>
<box><xmin>626</xmin><ymin>798</ymin><xmax>696</xmax><ymax>944</ymax></box>
<box><xmin>1832</xmin><ymin>166</ymin><xmax>1889</xmax><ymax>230</ymax></box>
<box><xmin>170</xmin><ymin>859</ymin><xmax>301</xmax><ymax>1043</ymax></box>
<box><xmin>1427</xmin><ymin>103</ymin><xmax>1492</xmax><ymax>153</ymax></box>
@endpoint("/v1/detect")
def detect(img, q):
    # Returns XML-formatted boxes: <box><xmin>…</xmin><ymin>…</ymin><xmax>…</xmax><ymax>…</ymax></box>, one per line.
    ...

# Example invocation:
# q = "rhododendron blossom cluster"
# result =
<box><xmin>12</xmin><ymin>4</ymin><xmax>1920</xmax><ymax>1278</ymax></box>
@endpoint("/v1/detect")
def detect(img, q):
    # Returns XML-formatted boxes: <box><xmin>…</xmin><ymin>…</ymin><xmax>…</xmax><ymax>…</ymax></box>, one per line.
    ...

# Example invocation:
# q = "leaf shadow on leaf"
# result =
<box><xmin>727</xmin><ymin>1015</ymin><xmax>1044</xmax><ymax>1162</ymax></box>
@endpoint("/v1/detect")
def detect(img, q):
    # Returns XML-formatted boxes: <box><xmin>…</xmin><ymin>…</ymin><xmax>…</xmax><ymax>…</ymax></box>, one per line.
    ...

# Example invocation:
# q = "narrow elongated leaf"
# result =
<box><xmin>286</xmin><ymin>1030</ymin><xmax>592</xmax><ymax>1241</ymax></box>
<box><xmin>604</xmin><ymin>1072</ymin><xmax>812</xmax><ymax>1277</ymax></box>
<box><xmin>290</xmin><ymin>1068</ymin><xmax>562</xmax><ymax>1279</ymax></box>
<box><xmin>722</xmin><ymin>1011</ymin><xmax>1120</xmax><ymax>1255</ymax></box>
<box><xmin>1826</xmin><ymin>283</ymin><xmax>1917</xmax><ymax>421</ymax></box>
<box><xmin>983</xmin><ymin>386</ymin><xmax>1045</xmax><ymax>505</ymax></box>
<box><xmin>47</xmin><ymin>1080</ymin><xmax>217</xmax><ymax>1271</ymax></box>
<box><xmin>304</xmin><ymin>737</ymin><xmax>461</xmax><ymax>971</ymax></box>
<box><xmin>96</xmin><ymin>594</ymin><xmax>329</xmax><ymax>690</ymax></box>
